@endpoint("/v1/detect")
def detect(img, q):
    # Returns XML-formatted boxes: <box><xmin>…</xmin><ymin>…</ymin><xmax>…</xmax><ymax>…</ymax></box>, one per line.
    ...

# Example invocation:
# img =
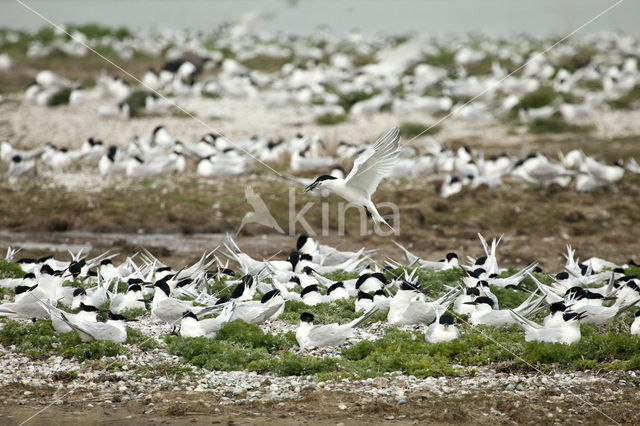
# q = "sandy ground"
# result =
<box><xmin>3</xmin><ymin>97</ymin><xmax>640</xmax><ymax>151</ymax></box>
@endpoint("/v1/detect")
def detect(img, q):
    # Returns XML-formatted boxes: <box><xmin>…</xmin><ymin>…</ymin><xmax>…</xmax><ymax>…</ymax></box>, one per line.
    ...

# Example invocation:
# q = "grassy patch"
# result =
<box><xmin>135</xmin><ymin>362</ymin><xmax>193</xmax><ymax>379</ymax></box>
<box><xmin>122</xmin><ymin>89</ymin><xmax>148</xmax><ymax>117</ymax></box>
<box><xmin>398</xmin><ymin>122</ymin><xmax>441</xmax><ymax>138</ymax></box>
<box><xmin>0</xmin><ymin>319</ymin><xmax>127</xmax><ymax>361</ymax></box>
<box><xmin>47</xmin><ymin>88</ymin><xmax>72</xmax><ymax>107</ymax></box>
<box><xmin>608</xmin><ymin>86</ymin><xmax>640</xmax><ymax>110</ymax></box>
<box><xmin>315</xmin><ymin>113</ymin><xmax>347</xmax><ymax>125</ymax></box>
<box><xmin>512</xmin><ymin>86</ymin><xmax>556</xmax><ymax>113</ymax></box>
<box><xmin>240</xmin><ymin>54</ymin><xmax>290</xmax><ymax>73</ymax></box>
<box><xmin>527</xmin><ymin>115</ymin><xmax>593</xmax><ymax>134</ymax></box>
<box><xmin>124</xmin><ymin>327</ymin><xmax>160</xmax><ymax>349</ymax></box>
<box><xmin>280</xmin><ymin>298</ymin><xmax>386</xmax><ymax>325</ymax></box>
<box><xmin>0</xmin><ymin>259</ymin><xmax>26</xmax><ymax>279</ymax></box>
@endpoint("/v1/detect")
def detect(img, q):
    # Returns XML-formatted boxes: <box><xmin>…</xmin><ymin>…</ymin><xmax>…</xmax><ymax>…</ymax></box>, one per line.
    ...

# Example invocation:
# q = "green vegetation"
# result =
<box><xmin>240</xmin><ymin>54</ymin><xmax>291</xmax><ymax>73</ymax></box>
<box><xmin>0</xmin><ymin>320</ymin><xmax>126</xmax><ymax>361</ymax></box>
<box><xmin>608</xmin><ymin>85</ymin><xmax>640</xmax><ymax>110</ymax></box>
<box><xmin>315</xmin><ymin>112</ymin><xmax>347</xmax><ymax>125</ymax></box>
<box><xmin>527</xmin><ymin>115</ymin><xmax>593</xmax><ymax>134</ymax></box>
<box><xmin>47</xmin><ymin>88</ymin><xmax>72</xmax><ymax>106</ymax></box>
<box><xmin>512</xmin><ymin>86</ymin><xmax>556</xmax><ymax>113</ymax></box>
<box><xmin>135</xmin><ymin>362</ymin><xmax>193</xmax><ymax>379</ymax></box>
<box><xmin>280</xmin><ymin>298</ymin><xmax>386</xmax><ymax>325</ymax></box>
<box><xmin>398</xmin><ymin>122</ymin><xmax>441</xmax><ymax>138</ymax></box>
<box><xmin>424</xmin><ymin>48</ymin><xmax>456</xmax><ymax>69</ymax></box>
<box><xmin>122</xmin><ymin>90</ymin><xmax>149</xmax><ymax>118</ymax></box>
<box><xmin>0</xmin><ymin>259</ymin><xmax>26</xmax><ymax>279</ymax></box>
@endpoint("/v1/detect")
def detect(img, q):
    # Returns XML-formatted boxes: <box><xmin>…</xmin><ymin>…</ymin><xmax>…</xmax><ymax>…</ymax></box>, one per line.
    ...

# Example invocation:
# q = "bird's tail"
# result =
<box><xmin>368</xmin><ymin>204</ymin><xmax>396</xmax><ymax>233</ymax></box>
<box><xmin>509</xmin><ymin>309</ymin><xmax>539</xmax><ymax>333</ymax></box>
<box><xmin>348</xmin><ymin>305</ymin><xmax>379</xmax><ymax>328</ymax></box>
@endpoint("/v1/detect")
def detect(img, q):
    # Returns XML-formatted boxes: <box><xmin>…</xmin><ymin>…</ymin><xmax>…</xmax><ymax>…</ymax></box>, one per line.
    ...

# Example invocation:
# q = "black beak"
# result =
<box><xmin>463</xmin><ymin>301</ymin><xmax>477</xmax><ymax>305</ymax></box>
<box><xmin>138</xmin><ymin>298</ymin><xmax>152</xmax><ymax>303</ymax></box>
<box><xmin>576</xmin><ymin>311</ymin><xmax>588</xmax><ymax>320</ymax></box>
<box><xmin>304</xmin><ymin>182</ymin><xmax>317</xmax><ymax>193</ymax></box>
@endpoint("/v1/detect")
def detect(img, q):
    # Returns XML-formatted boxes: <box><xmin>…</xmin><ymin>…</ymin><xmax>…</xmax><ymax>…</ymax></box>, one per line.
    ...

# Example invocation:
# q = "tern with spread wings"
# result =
<box><xmin>304</xmin><ymin>127</ymin><xmax>400</xmax><ymax>229</ymax></box>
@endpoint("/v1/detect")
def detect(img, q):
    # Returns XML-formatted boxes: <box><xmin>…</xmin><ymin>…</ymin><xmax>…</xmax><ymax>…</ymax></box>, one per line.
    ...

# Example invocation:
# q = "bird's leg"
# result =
<box><xmin>170</xmin><ymin>325</ymin><xmax>178</xmax><ymax>335</ymax></box>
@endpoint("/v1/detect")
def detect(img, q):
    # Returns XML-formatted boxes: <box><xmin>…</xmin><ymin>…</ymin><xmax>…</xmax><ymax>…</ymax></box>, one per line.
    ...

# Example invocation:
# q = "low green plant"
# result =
<box><xmin>527</xmin><ymin>115</ymin><xmax>593</xmax><ymax>134</ymax></box>
<box><xmin>398</xmin><ymin>122</ymin><xmax>440</xmax><ymax>138</ymax></box>
<box><xmin>0</xmin><ymin>259</ymin><xmax>26</xmax><ymax>279</ymax></box>
<box><xmin>315</xmin><ymin>113</ymin><xmax>347</xmax><ymax>125</ymax></box>
<box><xmin>0</xmin><ymin>320</ymin><xmax>127</xmax><ymax>361</ymax></box>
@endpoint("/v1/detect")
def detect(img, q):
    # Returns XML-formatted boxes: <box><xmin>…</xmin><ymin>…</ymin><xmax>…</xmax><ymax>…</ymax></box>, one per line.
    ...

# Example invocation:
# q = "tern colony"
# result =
<box><xmin>2</xmin><ymin>124</ymin><xmax>638</xmax><ymax>195</ymax></box>
<box><xmin>6</xmin><ymin>25</ymin><xmax>640</xmax><ymax>125</ymax></box>
<box><xmin>1</xmin><ymin>233</ymin><xmax>639</xmax><ymax>351</ymax></box>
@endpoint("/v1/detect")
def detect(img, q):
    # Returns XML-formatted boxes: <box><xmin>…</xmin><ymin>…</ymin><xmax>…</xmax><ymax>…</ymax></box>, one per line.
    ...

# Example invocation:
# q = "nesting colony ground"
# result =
<box><xmin>1</xmin><ymin>26</ymin><xmax>640</xmax><ymax>425</ymax></box>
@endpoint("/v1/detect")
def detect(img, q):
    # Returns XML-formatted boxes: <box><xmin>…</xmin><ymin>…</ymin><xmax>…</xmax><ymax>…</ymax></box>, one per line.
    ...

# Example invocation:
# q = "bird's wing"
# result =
<box><xmin>345</xmin><ymin>127</ymin><xmax>400</xmax><ymax>197</ymax></box>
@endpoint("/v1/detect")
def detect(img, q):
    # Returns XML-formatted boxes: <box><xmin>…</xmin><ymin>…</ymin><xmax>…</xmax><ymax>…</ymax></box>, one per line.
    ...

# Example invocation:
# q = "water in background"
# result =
<box><xmin>0</xmin><ymin>0</ymin><xmax>637</xmax><ymax>36</ymax></box>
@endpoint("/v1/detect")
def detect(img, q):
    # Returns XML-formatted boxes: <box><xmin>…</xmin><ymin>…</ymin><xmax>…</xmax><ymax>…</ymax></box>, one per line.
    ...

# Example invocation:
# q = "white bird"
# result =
<box><xmin>180</xmin><ymin>302</ymin><xmax>236</xmax><ymax>338</ymax></box>
<box><xmin>425</xmin><ymin>313</ymin><xmax>460</xmax><ymax>343</ymax></box>
<box><xmin>510</xmin><ymin>310</ymin><xmax>584</xmax><ymax>344</ymax></box>
<box><xmin>631</xmin><ymin>310</ymin><xmax>640</xmax><ymax>335</ymax></box>
<box><xmin>60</xmin><ymin>311</ymin><xmax>130</xmax><ymax>343</ymax></box>
<box><xmin>296</xmin><ymin>307</ymin><xmax>378</xmax><ymax>349</ymax></box>
<box><xmin>387</xmin><ymin>280</ymin><xmax>457</xmax><ymax>326</ymax></box>
<box><xmin>304</xmin><ymin>127</ymin><xmax>400</xmax><ymax>229</ymax></box>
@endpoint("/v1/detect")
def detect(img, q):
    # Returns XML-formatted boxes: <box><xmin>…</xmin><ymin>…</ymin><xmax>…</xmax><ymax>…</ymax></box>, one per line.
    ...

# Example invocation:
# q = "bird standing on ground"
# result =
<box><xmin>304</xmin><ymin>127</ymin><xmax>400</xmax><ymax>229</ymax></box>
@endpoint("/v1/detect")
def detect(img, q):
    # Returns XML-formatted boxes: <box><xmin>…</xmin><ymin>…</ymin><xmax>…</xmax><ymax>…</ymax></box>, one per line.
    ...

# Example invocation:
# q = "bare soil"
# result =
<box><xmin>2</xmin><ymin>379</ymin><xmax>639</xmax><ymax>425</ymax></box>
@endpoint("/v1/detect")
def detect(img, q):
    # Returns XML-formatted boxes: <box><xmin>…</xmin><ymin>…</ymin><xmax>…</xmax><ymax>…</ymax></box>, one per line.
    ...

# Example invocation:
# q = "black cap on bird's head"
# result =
<box><xmin>241</xmin><ymin>275</ymin><xmax>254</xmax><ymax>287</ymax></box>
<box><xmin>72</xmin><ymin>288</ymin><xmax>86</xmax><ymax>297</ymax></box>
<box><xmin>565</xmin><ymin>286</ymin><xmax>586</xmax><ymax>300</ymax></box>
<box><xmin>439</xmin><ymin>313</ymin><xmax>455</xmax><ymax>325</ymax></box>
<box><xmin>177</xmin><ymin>278</ymin><xmax>192</xmax><ymax>288</ymax></box>
<box><xmin>464</xmin><ymin>296</ymin><xmax>494</xmax><ymax>307</ymax></box>
<box><xmin>357</xmin><ymin>291</ymin><xmax>374</xmax><ymax>301</ymax></box>
<box><xmin>300</xmin><ymin>312</ymin><xmax>315</xmax><ymax>323</ymax></box>
<box><xmin>466</xmin><ymin>287</ymin><xmax>480</xmax><ymax>296</ymax></box>
<box><xmin>468</xmin><ymin>268</ymin><xmax>486</xmax><ymax>279</ymax></box>
<box><xmin>296</xmin><ymin>234</ymin><xmax>309</xmax><ymax>251</ymax></box>
<box><xmin>446</xmin><ymin>253</ymin><xmax>458</xmax><ymax>262</ymax></box>
<box><xmin>302</xmin><ymin>266</ymin><xmax>316</xmax><ymax>275</ymax></box>
<box><xmin>475</xmin><ymin>256</ymin><xmax>488</xmax><ymax>266</ymax></box>
<box><xmin>39</xmin><ymin>264</ymin><xmax>56</xmax><ymax>276</ymax></box>
<box><xmin>182</xmin><ymin>311</ymin><xmax>198</xmax><ymax>320</ymax></box>
<box><xmin>635</xmin><ymin>310</ymin><xmax>640</xmax><ymax>317</ymax></box>
<box><xmin>399</xmin><ymin>279</ymin><xmax>422</xmax><ymax>293</ymax></box>
<box><xmin>125</xmin><ymin>282</ymin><xmax>141</xmax><ymax>292</ymax></box>
<box><xmin>328</xmin><ymin>281</ymin><xmax>345</xmax><ymax>294</ymax></box>
<box><xmin>215</xmin><ymin>296</ymin><xmax>231</xmax><ymax>305</ymax></box>
<box><xmin>154</xmin><ymin>281</ymin><xmax>171</xmax><ymax>296</ymax></box>
<box><xmin>15</xmin><ymin>284</ymin><xmax>37</xmax><ymax>295</ymax></box>
<box><xmin>556</xmin><ymin>272</ymin><xmax>570</xmax><ymax>281</ymax></box>
<box><xmin>80</xmin><ymin>302</ymin><xmax>99</xmax><ymax>312</ymax></box>
<box><xmin>69</xmin><ymin>259</ymin><xmax>86</xmax><ymax>277</ymax></box>
<box><xmin>477</xmin><ymin>280</ymin><xmax>489</xmax><ymax>288</ymax></box>
<box><xmin>23</xmin><ymin>273</ymin><xmax>36</xmax><ymax>280</ymax></box>
<box><xmin>288</xmin><ymin>276</ymin><xmax>301</xmax><ymax>285</ymax></box>
<box><xmin>261</xmin><ymin>289</ymin><xmax>281</xmax><ymax>303</ymax></box>
<box><xmin>108</xmin><ymin>312</ymin><xmax>129</xmax><ymax>321</ymax></box>
<box><xmin>550</xmin><ymin>302</ymin><xmax>567</xmax><ymax>315</ymax></box>
<box><xmin>301</xmin><ymin>285</ymin><xmax>319</xmax><ymax>297</ymax></box>
<box><xmin>374</xmin><ymin>289</ymin><xmax>386</xmax><ymax>297</ymax></box>
<box><xmin>304</xmin><ymin>175</ymin><xmax>337</xmax><ymax>192</ymax></box>
<box><xmin>563</xmin><ymin>311</ymin><xmax>586</xmax><ymax>321</ymax></box>
<box><xmin>288</xmin><ymin>251</ymin><xmax>300</xmax><ymax>268</ymax></box>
